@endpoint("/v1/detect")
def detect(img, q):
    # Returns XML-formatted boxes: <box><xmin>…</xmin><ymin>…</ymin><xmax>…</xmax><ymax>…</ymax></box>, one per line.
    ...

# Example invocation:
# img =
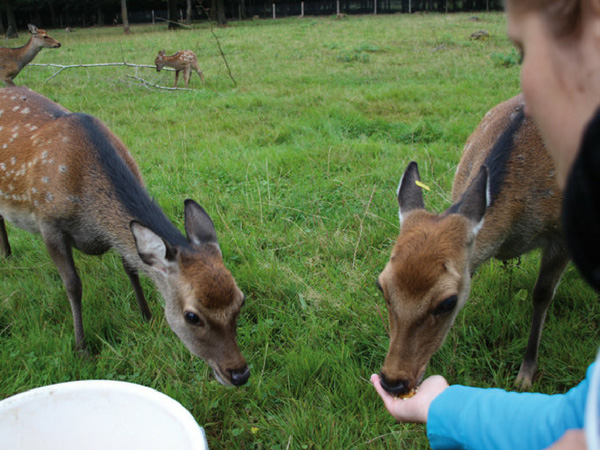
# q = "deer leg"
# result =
<box><xmin>174</xmin><ymin>70</ymin><xmax>180</xmax><ymax>88</ymax></box>
<box><xmin>0</xmin><ymin>216</ymin><xmax>12</xmax><ymax>258</ymax></box>
<box><xmin>122</xmin><ymin>258</ymin><xmax>152</xmax><ymax>321</ymax></box>
<box><xmin>196</xmin><ymin>68</ymin><xmax>205</xmax><ymax>84</ymax></box>
<box><xmin>1</xmin><ymin>77</ymin><xmax>16</xmax><ymax>87</ymax></box>
<box><xmin>515</xmin><ymin>244</ymin><xmax>569</xmax><ymax>389</ymax></box>
<box><xmin>41</xmin><ymin>227</ymin><xmax>85</xmax><ymax>351</ymax></box>
<box><xmin>183</xmin><ymin>68</ymin><xmax>190</xmax><ymax>88</ymax></box>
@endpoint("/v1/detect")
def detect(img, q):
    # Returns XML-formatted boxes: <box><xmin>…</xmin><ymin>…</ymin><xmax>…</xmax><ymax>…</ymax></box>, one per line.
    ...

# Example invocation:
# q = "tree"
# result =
<box><xmin>186</xmin><ymin>0</ymin><xmax>192</xmax><ymax>25</ymax></box>
<box><xmin>121</xmin><ymin>0</ymin><xmax>130</xmax><ymax>34</ymax></box>
<box><xmin>4</xmin><ymin>0</ymin><xmax>17</xmax><ymax>38</ymax></box>
<box><xmin>0</xmin><ymin>5</ymin><xmax>5</xmax><ymax>34</ymax></box>
<box><xmin>211</xmin><ymin>0</ymin><xmax>226</xmax><ymax>25</ymax></box>
<box><xmin>167</xmin><ymin>0</ymin><xmax>181</xmax><ymax>29</ymax></box>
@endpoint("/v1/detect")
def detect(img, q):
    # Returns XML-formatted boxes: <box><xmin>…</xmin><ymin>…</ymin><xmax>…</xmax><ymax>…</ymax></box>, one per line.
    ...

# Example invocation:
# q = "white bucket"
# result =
<box><xmin>0</xmin><ymin>380</ymin><xmax>209</xmax><ymax>450</ymax></box>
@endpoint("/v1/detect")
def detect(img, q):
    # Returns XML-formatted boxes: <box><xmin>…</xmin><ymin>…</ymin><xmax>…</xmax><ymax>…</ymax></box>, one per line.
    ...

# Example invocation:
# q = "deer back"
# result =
<box><xmin>452</xmin><ymin>93</ymin><xmax>562</xmax><ymax>270</ymax></box>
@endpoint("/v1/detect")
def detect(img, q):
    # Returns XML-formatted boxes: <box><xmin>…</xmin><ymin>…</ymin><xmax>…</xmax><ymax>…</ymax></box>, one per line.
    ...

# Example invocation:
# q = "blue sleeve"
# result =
<box><xmin>426</xmin><ymin>364</ymin><xmax>594</xmax><ymax>450</ymax></box>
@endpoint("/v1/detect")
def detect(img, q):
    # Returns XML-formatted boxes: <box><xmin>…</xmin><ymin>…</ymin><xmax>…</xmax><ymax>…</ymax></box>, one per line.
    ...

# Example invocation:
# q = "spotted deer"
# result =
<box><xmin>0</xmin><ymin>24</ymin><xmax>61</xmax><ymax>86</ymax></box>
<box><xmin>377</xmin><ymin>94</ymin><xmax>567</xmax><ymax>395</ymax></box>
<box><xmin>155</xmin><ymin>50</ymin><xmax>205</xmax><ymax>88</ymax></box>
<box><xmin>0</xmin><ymin>87</ymin><xmax>249</xmax><ymax>387</ymax></box>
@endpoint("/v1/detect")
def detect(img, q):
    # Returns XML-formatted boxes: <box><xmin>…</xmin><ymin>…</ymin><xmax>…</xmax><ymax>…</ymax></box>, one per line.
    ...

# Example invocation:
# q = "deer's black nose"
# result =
<box><xmin>379</xmin><ymin>372</ymin><xmax>410</xmax><ymax>397</ymax></box>
<box><xmin>229</xmin><ymin>366</ymin><xmax>250</xmax><ymax>387</ymax></box>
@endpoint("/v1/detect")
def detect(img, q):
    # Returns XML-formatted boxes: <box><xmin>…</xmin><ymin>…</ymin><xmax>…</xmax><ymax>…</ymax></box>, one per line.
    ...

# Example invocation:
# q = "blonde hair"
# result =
<box><xmin>507</xmin><ymin>0</ymin><xmax>581</xmax><ymax>36</ymax></box>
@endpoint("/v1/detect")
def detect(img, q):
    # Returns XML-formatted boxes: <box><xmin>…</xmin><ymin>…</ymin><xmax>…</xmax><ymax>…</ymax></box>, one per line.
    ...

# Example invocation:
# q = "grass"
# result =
<box><xmin>1</xmin><ymin>13</ymin><xmax>599</xmax><ymax>449</ymax></box>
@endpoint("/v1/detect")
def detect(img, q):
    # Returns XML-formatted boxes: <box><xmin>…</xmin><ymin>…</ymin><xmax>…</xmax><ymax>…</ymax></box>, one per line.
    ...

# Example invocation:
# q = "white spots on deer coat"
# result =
<box><xmin>62</xmin><ymin>136</ymin><xmax>69</xmax><ymax>144</ymax></box>
<box><xmin>14</xmin><ymin>164</ymin><xmax>26</xmax><ymax>178</ymax></box>
<box><xmin>10</xmin><ymin>157</ymin><xmax>16</xmax><ymax>165</ymax></box>
<box><xmin>20</xmin><ymin>107</ymin><xmax>31</xmax><ymax>115</ymax></box>
<box><xmin>41</xmin><ymin>176</ymin><xmax>49</xmax><ymax>184</ymax></box>
<box><xmin>0</xmin><ymin>110</ymin><xmax>3</xmax><ymax>118</ymax></box>
<box><xmin>59</xmin><ymin>164</ymin><xmax>67</xmax><ymax>174</ymax></box>
<box><xmin>46</xmin><ymin>192</ymin><xmax>53</xmax><ymax>203</ymax></box>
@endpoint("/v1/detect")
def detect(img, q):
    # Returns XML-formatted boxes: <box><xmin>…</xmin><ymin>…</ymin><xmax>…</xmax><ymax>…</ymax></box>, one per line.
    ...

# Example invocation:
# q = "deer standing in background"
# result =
<box><xmin>0</xmin><ymin>86</ymin><xmax>249</xmax><ymax>387</ymax></box>
<box><xmin>155</xmin><ymin>50</ymin><xmax>205</xmax><ymax>88</ymax></box>
<box><xmin>0</xmin><ymin>24</ymin><xmax>61</xmax><ymax>86</ymax></box>
<box><xmin>376</xmin><ymin>94</ymin><xmax>567</xmax><ymax>395</ymax></box>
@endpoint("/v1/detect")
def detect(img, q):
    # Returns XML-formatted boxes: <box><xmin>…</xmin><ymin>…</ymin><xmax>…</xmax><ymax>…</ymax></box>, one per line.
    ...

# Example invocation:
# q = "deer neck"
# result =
<box><xmin>18</xmin><ymin>38</ymin><xmax>43</xmax><ymax>69</ymax></box>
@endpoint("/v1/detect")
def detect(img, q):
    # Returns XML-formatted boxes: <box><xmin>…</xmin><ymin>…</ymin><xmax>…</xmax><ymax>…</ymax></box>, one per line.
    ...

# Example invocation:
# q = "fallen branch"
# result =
<box><xmin>154</xmin><ymin>17</ymin><xmax>193</xmax><ymax>29</ymax></box>
<box><xmin>29</xmin><ymin>61</ymin><xmax>162</xmax><ymax>83</ymax></box>
<box><xmin>125</xmin><ymin>74</ymin><xmax>199</xmax><ymax>91</ymax></box>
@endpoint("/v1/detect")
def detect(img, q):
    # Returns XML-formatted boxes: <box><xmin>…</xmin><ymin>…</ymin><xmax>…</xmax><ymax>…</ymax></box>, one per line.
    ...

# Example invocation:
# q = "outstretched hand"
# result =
<box><xmin>370</xmin><ymin>373</ymin><xmax>449</xmax><ymax>423</ymax></box>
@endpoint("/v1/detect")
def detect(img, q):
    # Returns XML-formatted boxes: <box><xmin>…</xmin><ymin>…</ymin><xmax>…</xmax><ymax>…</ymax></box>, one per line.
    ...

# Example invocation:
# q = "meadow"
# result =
<box><xmin>1</xmin><ymin>12</ymin><xmax>599</xmax><ymax>449</ymax></box>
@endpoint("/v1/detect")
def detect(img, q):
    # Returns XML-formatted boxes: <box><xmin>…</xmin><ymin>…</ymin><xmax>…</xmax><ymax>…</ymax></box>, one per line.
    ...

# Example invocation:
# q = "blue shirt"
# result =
<box><xmin>427</xmin><ymin>364</ymin><xmax>595</xmax><ymax>450</ymax></box>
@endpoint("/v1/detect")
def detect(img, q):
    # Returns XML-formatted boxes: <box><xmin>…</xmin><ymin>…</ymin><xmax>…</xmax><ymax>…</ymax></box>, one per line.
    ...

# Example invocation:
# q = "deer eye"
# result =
<box><xmin>184</xmin><ymin>311</ymin><xmax>205</xmax><ymax>326</ymax></box>
<box><xmin>433</xmin><ymin>295</ymin><xmax>458</xmax><ymax>316</ymax></box>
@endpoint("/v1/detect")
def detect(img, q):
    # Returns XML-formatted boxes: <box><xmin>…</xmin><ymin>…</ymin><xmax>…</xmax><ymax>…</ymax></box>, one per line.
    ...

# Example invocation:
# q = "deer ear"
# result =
<box><xmin>397</xmin><ymin>161</ymin><xmax>425</xmax><ymax>225</ymax></box>
<box><xmin>130</xmin><ymin>221</ymin><xmax>177</xmax><ymax>274</ymax></box>
<box><xmin>28</xmin><ymin>24</ymin><xmax>38</xmax><ymax>34</ymax></box>
<box><xmin>453</xmin><ymin>165</ymin><xmax>489</xmax><ymax>235</ymax></box>
<box><xmin>184</xmin><ymin>199</ymin><xmax>220</xmax><ymax>249</ymax></box>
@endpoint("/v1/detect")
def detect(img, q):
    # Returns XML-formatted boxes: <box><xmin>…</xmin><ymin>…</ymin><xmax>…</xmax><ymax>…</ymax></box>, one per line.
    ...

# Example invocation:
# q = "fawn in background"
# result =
<box><xmin>377</xmin><ymin>94</ymin><xmax>567</xmax><ymax>396</ymax></box>
<box><xmin>155</xmin><ymin>50</ymin><xmax>205</xmax><ymax>88</ymax></box>
<box><xmin>0</xmin><ymin>86</ymin><xmax>249</xmax><ymax>387</ymax></box>
<box><xmin>0</xmin><ymin>24</ymin><xmax>61</xmax><ymax>86</ymax></box>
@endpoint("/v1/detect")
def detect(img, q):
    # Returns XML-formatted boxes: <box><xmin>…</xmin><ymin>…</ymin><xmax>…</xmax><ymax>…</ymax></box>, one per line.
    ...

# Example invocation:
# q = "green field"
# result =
<box><xmin>1</xmin><ymin>13</ymin><xmax>598</xmax><ymax>449</ymax></box>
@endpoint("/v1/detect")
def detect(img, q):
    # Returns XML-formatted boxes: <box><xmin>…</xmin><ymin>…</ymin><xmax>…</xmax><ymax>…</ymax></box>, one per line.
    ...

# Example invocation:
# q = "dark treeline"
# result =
<box><xmin>0</xmin><ymin>0</ymin><xmax>502</xmax><ymax>32</ymax></box>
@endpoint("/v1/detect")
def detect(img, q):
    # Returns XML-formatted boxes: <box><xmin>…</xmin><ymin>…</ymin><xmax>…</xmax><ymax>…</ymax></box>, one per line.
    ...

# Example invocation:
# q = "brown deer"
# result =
<box><xmin>376</xmin><ymin>94</ymin><xmax>567</xmax><ymax>395</ymax></box>
<box><xmin>155</xmin><ymin>50</ymin><xmax>205</xmax><ymax>88</ymax></box>
<box><xmin>0</xmin><ymin>24</ymin><xmax>61</xmax><ymax>86</ymax></box>
<box><xmin>0</xmin><ymin>86</ymin><xmax>249</xmax><ymax>387</ymax></box>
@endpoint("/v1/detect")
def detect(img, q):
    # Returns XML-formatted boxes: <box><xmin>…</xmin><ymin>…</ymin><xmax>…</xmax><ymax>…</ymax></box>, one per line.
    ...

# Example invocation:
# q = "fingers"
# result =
<box><xmin>370</xmin><ymin>373</ymin><xmax>424</xmax><ymax>423</ymax></box>
<box><xmin>370</xmin><ymin>373</ymin><xmax>449</xmax><ymax>424</ymax></box>
<box><xmin>370</xmin><ymin>373</ymin><xmax>391</xmax><ymax>404</ymax></box>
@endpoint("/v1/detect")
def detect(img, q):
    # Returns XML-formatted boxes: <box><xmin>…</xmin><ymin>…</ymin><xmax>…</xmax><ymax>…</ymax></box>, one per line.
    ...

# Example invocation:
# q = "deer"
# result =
<box><xmin>0</xmin><ymin>24</ymin><xmax>61</xmax><ymax>87</ymax></box>
<box><xmin>155</xmin><ymin>50</ymin><xmax>205</xmax><ymax>88</ymax></box>
<box><xmin>0</xmin><ymin>86</ymin><xmax>249</xmax><ymax>387</ymax></box>
<box><xmin>376</xmin><ymin>94</ymin><xmax>568</xmax><ymax>396</ymax></box>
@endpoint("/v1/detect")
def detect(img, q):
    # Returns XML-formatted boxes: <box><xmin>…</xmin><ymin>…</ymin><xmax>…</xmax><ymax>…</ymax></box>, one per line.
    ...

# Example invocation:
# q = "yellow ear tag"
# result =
<box><xmin>415</xmin><ymin>180</ymin><xmax>431</xmax><ymax>191</ymax></box>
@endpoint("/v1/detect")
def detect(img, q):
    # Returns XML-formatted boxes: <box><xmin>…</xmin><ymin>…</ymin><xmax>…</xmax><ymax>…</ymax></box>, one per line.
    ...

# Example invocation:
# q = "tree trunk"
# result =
<box><xmin>0</xmin><ymin>8</ymin><xmax>5</xmax><ymax>35</ymax></box>
<box><xmin>121</xmin><ymin>0</ymin><xmax>130</xmax><ymax>34</ymax></box>
<box><xmin>216</xmin><ymin>0</ymin><xmax>226</xmax><ymax>25</ymax></box>
<box><xmin>168</xmin><ymin>0</ymin><xmax>181</xmax><ymax>29</ymax></box>
<box><xmin>97</xmin><ymin>5</ymin><xmax>105</xmax><ymax>25</ymax></box>
<box><xmin>186</xmin><ymin>0</ymin><xmax>192</xmax><ymax>24</ymax></box>
<box><xmin>6</xmin><ymin>0</ymin><xmax>17</xmax><ymax>38</ymax></box>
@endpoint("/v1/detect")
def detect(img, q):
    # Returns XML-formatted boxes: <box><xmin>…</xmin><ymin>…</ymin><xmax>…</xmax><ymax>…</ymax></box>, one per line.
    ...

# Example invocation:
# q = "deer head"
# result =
<box><xmin>376</xmin><ymin>162</ymin><xmax>489</xmax><ymax>396</ymax></box>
